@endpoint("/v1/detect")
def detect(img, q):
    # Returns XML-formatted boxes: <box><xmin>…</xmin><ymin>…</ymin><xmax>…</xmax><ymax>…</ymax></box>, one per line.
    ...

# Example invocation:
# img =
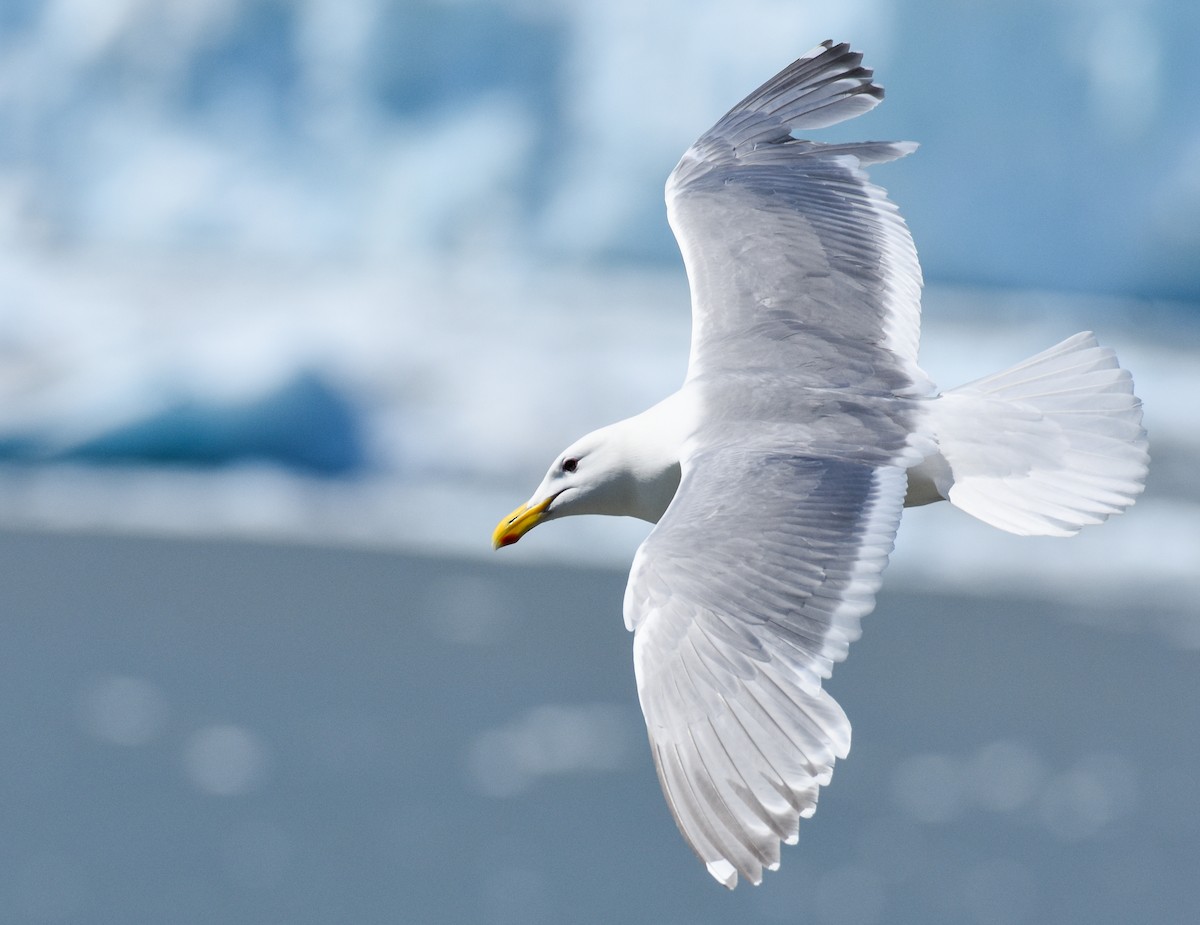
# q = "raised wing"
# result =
<box><xmin>622</xmin><ymin>45</ymin><xmax>933</xmax><ymax>886</ymax></box>
<box><xmin>667</xmin><ymin>41</ymin><xmax>929</xmax><ymax>398</ymax></box>
<box><xmin>624</xmin><ymin>447</ymin><xmax>908</xmax><ymax>887</ymax></box>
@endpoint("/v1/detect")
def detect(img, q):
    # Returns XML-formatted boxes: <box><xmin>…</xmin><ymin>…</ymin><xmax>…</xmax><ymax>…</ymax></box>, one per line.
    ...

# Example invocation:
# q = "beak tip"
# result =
<box><xmin>492</xmin><ymin>495</ymin><xmax>552</xmax><ymax>550</ymax></box>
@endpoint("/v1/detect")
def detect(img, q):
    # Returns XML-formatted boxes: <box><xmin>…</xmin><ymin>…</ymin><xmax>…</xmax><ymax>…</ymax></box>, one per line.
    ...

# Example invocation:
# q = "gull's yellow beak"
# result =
<box><xmin>492</xmin><ymin>495</ymin><xmax>554</xmax><ymax>549</ymax></box>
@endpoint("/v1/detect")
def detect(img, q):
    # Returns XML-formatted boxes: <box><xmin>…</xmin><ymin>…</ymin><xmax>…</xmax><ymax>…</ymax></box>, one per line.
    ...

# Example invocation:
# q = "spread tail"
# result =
<box><xmin>926</xmin><ymin>332</ymin><xmax>1148</xmax><ymax>537</ymax></box>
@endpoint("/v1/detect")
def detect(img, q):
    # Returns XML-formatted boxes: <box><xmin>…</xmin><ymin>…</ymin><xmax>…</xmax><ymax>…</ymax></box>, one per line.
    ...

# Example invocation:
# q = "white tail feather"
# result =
<box><xmin>926</xmin><ymin>332</ymin><xmax>1148</xmax><ymax>537</ymax></box>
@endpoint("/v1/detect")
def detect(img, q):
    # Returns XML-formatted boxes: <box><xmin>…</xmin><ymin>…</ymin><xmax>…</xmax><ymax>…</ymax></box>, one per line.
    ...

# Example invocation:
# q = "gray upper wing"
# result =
<box><xmin>624</xmin><ymin>446</ymin><xmax>908</xmax><ymax>887</ymax></box>
<box><xmin>666</xmin><ymin>41</ymin><xmax>929</xmax><ymax>398</ymax></box>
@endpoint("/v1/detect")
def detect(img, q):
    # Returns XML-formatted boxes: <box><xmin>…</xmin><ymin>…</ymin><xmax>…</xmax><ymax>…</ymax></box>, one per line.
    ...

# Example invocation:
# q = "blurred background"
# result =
<box><xmin>0</xmin><ymin>1</ymin><xmax>1197</xmax><ymax>922</ymax></box>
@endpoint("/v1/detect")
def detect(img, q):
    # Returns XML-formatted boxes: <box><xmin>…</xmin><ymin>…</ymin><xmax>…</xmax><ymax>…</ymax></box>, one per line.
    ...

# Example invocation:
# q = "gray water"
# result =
<box><xmin>2</xmin><ymin>529</ymin><xmax>1195</xmax><ymax>923</ymax></box>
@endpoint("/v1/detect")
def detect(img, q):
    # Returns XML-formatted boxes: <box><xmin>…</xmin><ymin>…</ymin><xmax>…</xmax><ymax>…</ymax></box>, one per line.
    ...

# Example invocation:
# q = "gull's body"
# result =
<box><xmin>493</xmin><ymin>42</ymin><xmax>1148</xmax><ymax>888</ymax></box>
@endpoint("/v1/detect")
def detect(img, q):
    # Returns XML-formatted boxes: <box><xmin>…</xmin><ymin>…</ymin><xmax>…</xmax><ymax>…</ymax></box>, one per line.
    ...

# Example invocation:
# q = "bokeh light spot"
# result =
<box><xmin>77</xmin><ymin>674</ymin><xmax>168</xmax><ymax>746</ymax></box>
<box><xmin>182</xmin><ymin>724</ymin><xmax>271</xmax><ymax>796</ymax></box>
<box><xmin>466</xmin><ymin>702</ymin><xmax>631</xmax><ymax>798</ymax></box>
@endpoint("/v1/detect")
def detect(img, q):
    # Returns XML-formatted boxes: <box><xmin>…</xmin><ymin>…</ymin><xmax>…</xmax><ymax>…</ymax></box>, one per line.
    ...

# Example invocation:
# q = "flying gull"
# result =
<box><xmin>492</xmin><ymin>41</ymin><xmax>1148</xmax><ymax>888</ymax></box>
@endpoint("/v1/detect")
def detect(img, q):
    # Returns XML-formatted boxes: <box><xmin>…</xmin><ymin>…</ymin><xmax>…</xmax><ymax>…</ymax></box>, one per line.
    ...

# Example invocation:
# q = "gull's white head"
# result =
<box><xmin>492</xmin><ymin>403</ymin><xmax>687</xmax><ymax>549</ymax></box>
<box><xmin>492</xmin><ymin>426</ymin><xmax>635</xmax><ymax>548</ymax></box>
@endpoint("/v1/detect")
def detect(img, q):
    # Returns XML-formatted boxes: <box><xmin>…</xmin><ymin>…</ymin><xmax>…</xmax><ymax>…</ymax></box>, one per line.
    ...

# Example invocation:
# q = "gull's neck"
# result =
<box><xmin>610</xmin><ymin>391</ymin><xmax>693</xmax><ymax>523</ymax></box>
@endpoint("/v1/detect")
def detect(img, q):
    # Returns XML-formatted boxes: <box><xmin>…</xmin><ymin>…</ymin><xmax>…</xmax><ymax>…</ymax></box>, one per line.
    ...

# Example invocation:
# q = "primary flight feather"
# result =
<box><xmin>492</xmin><ymin>40</ymin><xmax>1148</xmax><ymax>888</ymax></box>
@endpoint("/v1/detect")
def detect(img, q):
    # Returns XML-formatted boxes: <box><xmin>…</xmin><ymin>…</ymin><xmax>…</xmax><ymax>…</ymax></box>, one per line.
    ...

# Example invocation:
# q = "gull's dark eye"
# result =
<box><xmin>562</xmin><ymin>457</ymin><xmax>578</xmax><ymax>473</ymax></box>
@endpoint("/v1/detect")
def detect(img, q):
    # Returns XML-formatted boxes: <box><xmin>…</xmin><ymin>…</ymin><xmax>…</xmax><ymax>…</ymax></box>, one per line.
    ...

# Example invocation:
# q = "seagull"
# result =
<box><xmin>492</xmin><ymin>41</ymin><xmax>1148</xmax><ymax>888</ymax></box>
